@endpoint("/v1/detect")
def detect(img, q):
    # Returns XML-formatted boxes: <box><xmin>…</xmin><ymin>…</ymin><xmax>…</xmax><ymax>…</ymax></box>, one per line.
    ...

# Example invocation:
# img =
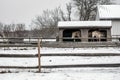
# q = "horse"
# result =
<box><xmin>72</xmin><ymin>31</ymin><xmax>81</xmax><ymax>42</ymax></box>
<box><xmin>92</xmin><ymin>31</ymin><xmax>104</xmax><ymax>41</ymax></box>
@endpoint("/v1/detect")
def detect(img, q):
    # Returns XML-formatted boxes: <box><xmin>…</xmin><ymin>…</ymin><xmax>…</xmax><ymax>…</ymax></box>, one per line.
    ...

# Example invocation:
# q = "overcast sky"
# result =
<box><xmin>0</xmin><ymin>0</ymin><xmax>119</xmax><ymax>29</ymax></box>
<box><xmin>0</xmin><ymin>0</ymin><xmax>70</xmax><ymax>28</ymax></box>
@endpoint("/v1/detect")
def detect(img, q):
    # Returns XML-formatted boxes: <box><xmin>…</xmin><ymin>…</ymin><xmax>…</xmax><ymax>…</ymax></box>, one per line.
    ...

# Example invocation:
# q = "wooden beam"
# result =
<box><xmin>0</xmin><ymin>44</ymin><xmax>37</xmax><ymax>47</ymax></box>
<box><xmin>41</xmin><ymin>53</ymin><xmax>120</xmax><ymax>56</ymax></box>
<box><xmin>0</xmin><ymin>66</ymin><xmax>38</xmax><ymax>69</ymax></box>
<box><xmin>42</xmin><ymin>63</ymin><xmax>120</xmax><ymax>68</ymax></box>
<box><xmin>0</xmin><ymin>63</ymin><xmax>120</xmax><ymax>69</ymax></box>
<box><xmin>0</xmin><ymin>53</ymin><xmax>120</xmax><ymax>58</ymax></box>
<box><xmin>0</xmin><ymin>54</ymin><xmax>37</xmax><ymax>57</ymax></box>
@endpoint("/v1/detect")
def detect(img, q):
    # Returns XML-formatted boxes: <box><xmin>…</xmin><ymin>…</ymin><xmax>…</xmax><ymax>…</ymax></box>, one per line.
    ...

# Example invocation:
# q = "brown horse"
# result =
<box><xmin>92</xmin><ymin>31</ymin><xmax>104</xmax><ymax>41</ymax></box>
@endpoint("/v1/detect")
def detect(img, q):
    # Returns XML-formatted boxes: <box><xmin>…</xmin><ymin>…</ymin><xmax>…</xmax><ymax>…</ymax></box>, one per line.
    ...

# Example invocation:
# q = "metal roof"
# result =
<box><xmin>97</xmin><ymin>5</ymin><xmax>120</xmax><ymax>19</ymax></box>
<box><xmin>58</xmin><ymin>21</ymin><xmax>112</xmax><ymax>28</ymax></box>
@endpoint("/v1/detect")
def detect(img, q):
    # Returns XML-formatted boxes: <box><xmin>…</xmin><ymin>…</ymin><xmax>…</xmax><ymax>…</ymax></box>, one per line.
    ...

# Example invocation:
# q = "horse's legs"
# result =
<box><xmin>98</xmin><ymin>38</ymin><xmax>101</xmax><ymax>42</ymax></box>
<box><xmin>74</xmin><ymin>39</ymin><xmax>75</xmax><ymax>42</ymax></box>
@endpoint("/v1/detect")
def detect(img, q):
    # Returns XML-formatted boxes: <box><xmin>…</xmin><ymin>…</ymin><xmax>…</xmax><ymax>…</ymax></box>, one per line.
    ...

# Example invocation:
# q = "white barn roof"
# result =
<box><xmin>98</xmin><ymin>5</ymin><xmax>120</xmax><ymax>19</ymax></box>
<box><xmin>58</xmin><ymin>21</ymin><xmax>112</xmax><ymax>28</ymax></box>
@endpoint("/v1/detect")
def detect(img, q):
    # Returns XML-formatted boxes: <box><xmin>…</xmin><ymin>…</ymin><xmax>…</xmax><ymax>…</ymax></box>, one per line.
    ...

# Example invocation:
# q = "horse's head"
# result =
<box><xmin>72</xmin><ymin>31</ymin><xmax>81</xmax><ymax>38</ymax></box>
<box><xmin>92</xmin><ymin>31</ymin><xmax>105</xmax><ymax>38</ymax></box>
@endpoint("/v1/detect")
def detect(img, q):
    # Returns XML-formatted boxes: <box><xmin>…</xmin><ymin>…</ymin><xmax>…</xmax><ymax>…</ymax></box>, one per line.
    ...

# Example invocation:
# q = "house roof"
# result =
<box><xmin>58</xmin><ymin>21</ymin><xmax>112</xmax><ymax>28</ymax></box>
<box><xmin>97</xmin><ymin>5</ymin><xmax>120</xmax><ymax>19</ymax></box>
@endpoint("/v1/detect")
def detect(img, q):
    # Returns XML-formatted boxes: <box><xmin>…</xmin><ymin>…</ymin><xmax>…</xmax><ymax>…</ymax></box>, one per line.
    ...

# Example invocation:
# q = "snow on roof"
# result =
<box><xmin>98</xmin><ymin>5</ymin><xmax>120</xmax><ymax>19</ymax></box>
<box><xmin>58</xmin><ymin>21</ymin><xmax>112</xmax><ymax>28</ymax></box>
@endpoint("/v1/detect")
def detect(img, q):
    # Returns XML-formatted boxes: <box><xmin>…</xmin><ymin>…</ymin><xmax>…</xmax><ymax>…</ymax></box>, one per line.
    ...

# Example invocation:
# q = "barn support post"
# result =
<box><xmin>59</xmin><ymin>29</ymin><xmax>64</xmax><ymax>42</ymax></box>
<box><xmin>81</xmin><ymin>29</ymin><xmax>88</xmax><ymax>42</ymax></box>
<box><xmin>107</xmin><ymin>28</ymin><xmax>112</xmax><ymax>41</ymax></box>
<box><xmin>38</xmin><ymin>38</ymin><xmax>42</xmax><ymax>72</ymax></box>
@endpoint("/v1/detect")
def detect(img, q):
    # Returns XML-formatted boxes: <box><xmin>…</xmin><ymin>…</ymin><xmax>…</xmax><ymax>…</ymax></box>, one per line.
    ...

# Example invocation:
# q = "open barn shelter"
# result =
<box><xmin>58</xmin><ymin>21</ymin><xmax>112</xmax><ymax>42</ymax></box>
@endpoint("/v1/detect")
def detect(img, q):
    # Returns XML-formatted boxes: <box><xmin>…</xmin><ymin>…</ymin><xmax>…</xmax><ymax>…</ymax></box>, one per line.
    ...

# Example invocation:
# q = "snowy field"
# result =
<box><xmin>0</xmin><ymin>47</ymin><xmax>120</xmax><ymax>80</ymax></box>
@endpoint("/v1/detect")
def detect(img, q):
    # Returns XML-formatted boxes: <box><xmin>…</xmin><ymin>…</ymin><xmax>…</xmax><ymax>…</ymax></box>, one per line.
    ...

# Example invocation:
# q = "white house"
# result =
<box><xmin>96</xmin><ymin>5</ymin><xmax>120</xmax><ymax>36</ymax></box>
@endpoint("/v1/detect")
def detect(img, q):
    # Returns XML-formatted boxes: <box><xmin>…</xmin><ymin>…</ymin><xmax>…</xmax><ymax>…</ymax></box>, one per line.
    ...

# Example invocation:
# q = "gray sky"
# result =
<box><xmin>0</xmin><ymin>0</ymin><xmax>119</xmax><ymax>29</ymax></box>
<box><xmin>115</xmin><ymin>0</ymin><xmax>120</xmax><ymax>4</ymax></box>
<box><xmin>0</xmin><ymin>0</ymin><xmax>70</xmax><ymax>28</ymax></box>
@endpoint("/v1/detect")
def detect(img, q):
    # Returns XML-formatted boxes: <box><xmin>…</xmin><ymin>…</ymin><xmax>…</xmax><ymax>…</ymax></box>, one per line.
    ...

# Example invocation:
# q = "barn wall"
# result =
<box><xmin>98</xmin><ymin>19</ymin><xmax>120</xmax><ymax>36</ymax></box>
<box><xmin>112</xmin><ymin>20</ymin><xmax>120</xmax><ymax>36</ymax></box>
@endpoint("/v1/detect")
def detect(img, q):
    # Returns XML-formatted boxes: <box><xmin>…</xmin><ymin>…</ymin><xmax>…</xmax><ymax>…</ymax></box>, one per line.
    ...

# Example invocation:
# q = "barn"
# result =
<box><xmin>58</xmin><ymin>21</ymin><xmax>112</xmax><ymax>42</ymax></box>
<box><xmin>96</xmin><ymin>5</ymin><xmax>120</xmax><ymax>37</ymax></box>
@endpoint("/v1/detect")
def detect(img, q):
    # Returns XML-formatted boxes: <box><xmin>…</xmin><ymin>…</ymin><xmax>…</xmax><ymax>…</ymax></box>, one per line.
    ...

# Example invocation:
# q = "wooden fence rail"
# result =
<box><xmin>1</xmin><ymin>53</ymin><xmax>120</xmax><ymax>57</ymax></box>
<box><xmin>41</xmin><ymin>63</ymin><xmax>120</xmax><ymax>68</ymax></box>
<box><xmin>0</xmin><ymin>37</ymin><xmax>120</xmax><ymax>72</ymax></box>
<box><xmin>0</xmin><ymin>63</ymin><xmax>120</xmax><ymax>69</ymax></box>
<box><xmin>0</xmin><ymin>54</ymin><xmax>37</xmax><ymax>58</ymax></box>
<box><xmin>0</xmin><ymin>37</ymin><xmax>120</xmax><ymax>43</ymax></box>
<box><xmin>0</xmin><ymin>53</ymin><xmax>120</xmax><ymax>70</ymax></box>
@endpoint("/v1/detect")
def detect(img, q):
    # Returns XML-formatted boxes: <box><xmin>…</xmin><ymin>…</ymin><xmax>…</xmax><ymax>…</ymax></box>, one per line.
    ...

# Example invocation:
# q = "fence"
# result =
<box><xmin>0</xmin><ymin>37</ymin><xmax>120</xmax><ymax>48</ymax></box>
<box><xmin>0</xmin><ymin>37</ymin><xmax>120</xmax><ymax>72</ymax></box>
<box><xmin>0</xmin><ymin>37</ymin><xmax>120</xmax><ymax>44</ymax></box>
<box><xmin>1</xmin><ymin>53</ymin><xmax>120</xmax><ymax>72</ymax></box>
<box><xmin>0</xmin><ymin>40</ymin><xmax>120</xmax><ymax>72</ymax></box>
<box><xmin>0</xmin><ymin>37</ymin><xmax>56</xmax><ymax>44</ymax></box>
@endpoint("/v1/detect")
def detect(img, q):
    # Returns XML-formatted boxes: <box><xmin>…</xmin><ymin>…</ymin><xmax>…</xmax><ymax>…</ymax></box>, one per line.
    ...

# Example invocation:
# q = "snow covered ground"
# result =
<box><xmin>0</xmin><ymin>70</ymin><xmax>120</xmax><ymax>80</ymax></box>
<box><xmin>0</xmin><ymin>47</ymin><xmax>120</xmax><ymax>80</ymax></box>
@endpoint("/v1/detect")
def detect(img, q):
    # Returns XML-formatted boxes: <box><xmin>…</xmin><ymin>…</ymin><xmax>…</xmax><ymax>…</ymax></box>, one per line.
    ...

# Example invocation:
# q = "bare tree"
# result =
<box><xmin>0</xmin><ymin>22</ymin><xmax>4</xmax><ymax>31</ymax></box>
<box><xmin>60</xmin><ymin>9</ymin><xmax>67</xmax><ymax>21</ymax></box>
<box><xmin>0</xmin><ymin>22</ymin><xmax>5</xmax><ymax>37</ymax></box>
<box><xmin>3</xmin><ymin>25</ymin><xmax>11</xmax><ymax>37</ymax></box>
<box><xmin>66</xmin><ymin>2</ymin><xmax>72</xmax><ymax>21</ymax></box>
<box><xmin>72</xmin><ymin>0</ymin><xmax>112</xmax><ymax>20</ymax></box>
<box><xmin>60</xmin><ymin>2</ymin><xmax>73</xmax><ymax>21</ymax></box>
<box><xmin>32</xmin><ymin>8</ymin><xmax>61</xmax><ymax>37</ymax></box>
<box><xmin>10</xmin><ymin>24</ymin><xmax>16</xmax><ymax>32</ymax></box>
<box><xmin>4</xmin><ymin>24</ymin><xmax>16</xmax><ymax>37</ymax></box>
<box><xmin>33</xmin><ymin>8</ymin><xmax>61</xmax><ymax>29</ymax></box>
<box><xmin>0</xmin><ymin>22</ymin><xmax>29</xmax><ymax>38</ymax></box>
<box><xmin>16</xmin><ymin>24</ymin><xmax>25</xmax><ymax>31</ymax></box>
<box><xmin>15</xmin><ymin>23</ymin><xmax>26</xmax><ymax>37</ymax></box>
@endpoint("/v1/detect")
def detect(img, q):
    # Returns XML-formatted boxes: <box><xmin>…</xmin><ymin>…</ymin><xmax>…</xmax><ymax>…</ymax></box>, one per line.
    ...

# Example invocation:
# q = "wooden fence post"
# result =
<box><xmin>38</xmin><ymin>38</ymin><xmax>41</xmax><ymax>72</ymax></box>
